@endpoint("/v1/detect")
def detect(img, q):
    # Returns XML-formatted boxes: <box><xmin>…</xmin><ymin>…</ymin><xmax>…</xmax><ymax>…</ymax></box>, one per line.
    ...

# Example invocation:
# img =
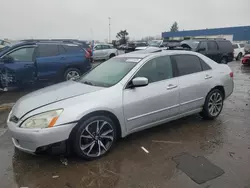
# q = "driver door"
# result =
<box><xmin>2</xmin><ymin>46</ymin><xmax>36</xmax><ymax>87</ymax></box>
<box><xmin>123</xmin><ymin>55</ymin><xmax>179</xmax><ymax>132</ymax></box>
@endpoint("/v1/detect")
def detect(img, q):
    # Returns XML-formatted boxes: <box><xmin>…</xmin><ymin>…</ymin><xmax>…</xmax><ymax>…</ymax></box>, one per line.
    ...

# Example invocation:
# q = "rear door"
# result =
<box><xmin>35</xmin><ymin>44</ymin><xmax>61</xmax><ymax>81</ymax></box>
<box><xmin>0</xmin><ymin>46</ymin><xmax>36</xmax><ymax>88</ymax></box>
<box><xmin>206</xmin><ymin>41</ymin><xmax>220</xmax><ymax>62</ymax></box>
<box><xmin>60</xmin><ymin>44</ymin><xmax>91</xmax><ymax>73</ymax></box>
<box><xmin>217</xmin><ymin>41</ymin><xmax>234</xmax><ymax>62</ymax></box>
<box><xmin>101</xmin><ymin>45</ymin><xmax>112</xmax><ymax>59</ymax></box>
<box><xmin>171</xmin><ymin>54</ymin><xmax>213</xmax><ymax>114</ymax></box>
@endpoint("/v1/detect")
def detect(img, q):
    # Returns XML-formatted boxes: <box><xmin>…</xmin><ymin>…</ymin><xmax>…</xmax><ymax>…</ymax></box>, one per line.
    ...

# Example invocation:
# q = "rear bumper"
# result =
<box><xmin>8</xmin><ymin>121</ymin><xmax>77</xmax><ymax>154</ymax></box>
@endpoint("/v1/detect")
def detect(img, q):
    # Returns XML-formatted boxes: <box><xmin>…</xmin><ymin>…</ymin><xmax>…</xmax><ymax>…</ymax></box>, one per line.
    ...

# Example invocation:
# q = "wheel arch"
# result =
<box><xmin>209</xmin><ymin>85</ymin><xmax>225</xmax><ymax>99</ymax></box>
<box><xmin>69</xmin><ymin>110</ymin><xmax>122</xmax><ymax>141</ymax></box>
<box><xmin>109</xmin><ymin>53</ymin><xmax>116</xmax><ymax>58</ymax></box>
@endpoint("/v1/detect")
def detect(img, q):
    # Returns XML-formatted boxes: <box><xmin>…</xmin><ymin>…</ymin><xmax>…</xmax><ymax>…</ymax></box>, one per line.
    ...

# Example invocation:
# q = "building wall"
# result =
<box><xmin>162</xmin><ymin>26</ymin><xmax>250</xmax><ymax>41</ymax></box>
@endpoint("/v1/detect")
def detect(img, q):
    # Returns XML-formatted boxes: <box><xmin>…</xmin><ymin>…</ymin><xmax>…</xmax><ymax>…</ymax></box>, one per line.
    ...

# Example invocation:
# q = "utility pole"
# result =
<box><xmin>108</xmin><ymin>17</ymin><xmax>111</xmax><ymax>43</ymax></box>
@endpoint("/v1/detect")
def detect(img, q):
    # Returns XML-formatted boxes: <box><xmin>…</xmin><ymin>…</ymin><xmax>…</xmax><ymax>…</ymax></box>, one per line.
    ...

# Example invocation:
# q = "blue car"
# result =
<box><xmin>0</xmin><ymin>41</ymin><xmax>91</xmax><ymax>90</ymax></box>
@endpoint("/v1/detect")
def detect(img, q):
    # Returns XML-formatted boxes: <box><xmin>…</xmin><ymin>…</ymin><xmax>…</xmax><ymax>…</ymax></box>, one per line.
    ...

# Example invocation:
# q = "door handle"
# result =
<box><xmin>167</xmin><ymin>84</ymin><xmax>177</xmax><ymax>90</ymax></box>
<box><xmin>205</xmin><ymin>75</ymin><xmax>212</xmax><ymax>79</ymax></box>
<box><xmin>60</xmin><ymin>57</ymin><xmax>66</xmax><ymax>60</ymax></box>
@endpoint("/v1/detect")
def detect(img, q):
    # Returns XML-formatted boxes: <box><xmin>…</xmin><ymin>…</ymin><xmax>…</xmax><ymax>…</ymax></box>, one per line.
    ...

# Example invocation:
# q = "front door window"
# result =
<box><xmin>7</xmin><ymin>47</ymin><xmax>35</xmax><ymax>62</ymax></box>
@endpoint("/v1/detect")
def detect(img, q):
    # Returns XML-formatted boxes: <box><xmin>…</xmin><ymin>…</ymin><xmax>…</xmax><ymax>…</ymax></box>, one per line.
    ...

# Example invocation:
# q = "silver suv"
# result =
<box><xmin>93</xmin><ymin>44</ymin><xmax>118</xmax><ymax>61</ymax></box>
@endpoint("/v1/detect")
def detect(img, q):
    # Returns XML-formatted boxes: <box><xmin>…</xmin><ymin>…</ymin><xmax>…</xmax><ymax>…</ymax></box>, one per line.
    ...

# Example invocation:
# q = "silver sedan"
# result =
<box><xmin>7</xmin><ymin>50</ymin><xmax>234</xmax><ymax>160</ymax></box>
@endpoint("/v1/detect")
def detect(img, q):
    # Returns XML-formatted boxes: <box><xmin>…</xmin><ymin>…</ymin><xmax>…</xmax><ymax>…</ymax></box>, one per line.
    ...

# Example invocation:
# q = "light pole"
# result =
<box><xmin>108</xmin><ymin>17</ymin><xmax>111</xmax><ymax>43</ymax></box>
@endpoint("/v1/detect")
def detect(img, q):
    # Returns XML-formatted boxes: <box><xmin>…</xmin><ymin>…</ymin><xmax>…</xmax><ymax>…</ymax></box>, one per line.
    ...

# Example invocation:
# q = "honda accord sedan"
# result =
<box><xmin>7</xmin><ymin>50</ymin><xmax>234</xmax><ymax>160</ymax></box>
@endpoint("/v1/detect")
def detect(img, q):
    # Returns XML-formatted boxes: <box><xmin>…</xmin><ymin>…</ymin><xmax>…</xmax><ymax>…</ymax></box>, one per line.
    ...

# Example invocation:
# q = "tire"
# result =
<box><xmin>64</xmin><ymin>68</ymin><xmax>81</xmax><ymax>81</ymax></box>
<box><xmin>72</xmin><ymin>115</ymin><xmax>117</xmax><ymax>160</ymax></box>
<box><xmin>236</xmin><ymin>53</ymin><xmax>242</xmax><ymax>61</ymax></box>
<box><xmin>109</xmin><ymin>53</ymin><xmax>116</xmax><ymax>59</ymax></box>
<box><xmin>200</xmin><ymin>89</ymin><xmax>224</xmax><ymax>120</ymax></box>
<box><xmin>220</xmin><ymin>57</ymin><xmax>227</xmax><ymax>64</ymax></box>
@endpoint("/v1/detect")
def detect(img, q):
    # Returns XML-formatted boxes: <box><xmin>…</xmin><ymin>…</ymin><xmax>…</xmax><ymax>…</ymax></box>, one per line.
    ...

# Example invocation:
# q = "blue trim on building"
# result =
<box><xmin>162</xmin><ymin>26</ymin><xmax>250</xmax><ymax>41</ymax></box>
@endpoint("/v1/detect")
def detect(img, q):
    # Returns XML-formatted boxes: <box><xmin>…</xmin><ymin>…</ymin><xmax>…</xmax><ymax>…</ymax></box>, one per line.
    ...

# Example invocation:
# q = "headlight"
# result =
<box><xmin>20</xmin><ymin>109</ymin><xmax>63</xmax><ymax>129</ymax></box>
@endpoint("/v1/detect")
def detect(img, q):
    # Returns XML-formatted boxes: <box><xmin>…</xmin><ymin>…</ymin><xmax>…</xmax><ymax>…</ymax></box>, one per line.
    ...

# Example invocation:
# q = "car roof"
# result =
<box><xmin>0</xmin><ymin>41</ymin><xmax>81</xmax><ymax>56</ymax></box>
<box><xmin>117</xmin><ymin>50</ymin><xmax>200</xmax><ymax>59</ymax></box>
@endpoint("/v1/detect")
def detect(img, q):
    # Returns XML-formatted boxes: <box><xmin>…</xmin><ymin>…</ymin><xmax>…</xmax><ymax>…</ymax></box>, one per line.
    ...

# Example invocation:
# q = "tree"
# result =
<box><xmin>170</xmin><ymin>21</ymin><xmax>179</xmax><ymax>32</ymax></box>
<box><xmin>116</xmin><ymin>30</ymin><xmax>129</xmax><ymax>44</ymax></box>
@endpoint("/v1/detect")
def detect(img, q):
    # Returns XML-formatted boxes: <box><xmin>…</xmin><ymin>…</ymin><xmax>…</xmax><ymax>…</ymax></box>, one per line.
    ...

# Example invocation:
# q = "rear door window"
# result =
<box><xmin>217</xmin><ymin>41</ymin><xmax>233</xmax><ymax>52</ymax></box>
<box><xmin>102</xmin><ymin>45</ymin><xmax>111</xmax><ymax>49</ymax></box>
<box><xmin>200</xmin><ymin>58</ymin><xmax>211</xmax><ymax>71</ymax></box>
<box><xmin>37</xmin><ymin>44</ymin><xmax>59</xmax><ymax>57</ymax></box>
<box><xmin>207</xmin><ymin>41</ymin><xmax>218</xmax><ymax>50</ymax></box>
<box><xmin>62</xmin><ymin>44</ymin><xmax>83</xmax><ymax>53</ymax></box>
<box><xmin>198</xmin><ymin>41</ymin><xmax>207</xmax><ymax>51</ymax></box>
<box><xmin>172</xmin><ymin>54</ymin><xmax>202</xmax><ymax>76</ymax></box>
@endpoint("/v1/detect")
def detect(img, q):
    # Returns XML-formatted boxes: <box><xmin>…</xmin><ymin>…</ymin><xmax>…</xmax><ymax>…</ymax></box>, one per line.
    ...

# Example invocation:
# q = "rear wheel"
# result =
<box><xmin>64</xmin><ymin>68</ymin><xmax>81</xmax><ymax>81</ymax></box>
<box><xmin>200</xmin><ymin>89</ymin><xmax>224</xmax><ymax>120</ymax></box>
<box><xmin>236</xmin><ymin>53</ymin><xmax>242</xmax><ymax>61</ymax></box>
<box><xmin>220</xmin><ymin>57</ymin><xmax>227</xmax><ymax>64</ymax></box>
<box><xmin>72</xmin><ymin>115</ymin><xmax>117</xmax><ymax>160</ymax></box>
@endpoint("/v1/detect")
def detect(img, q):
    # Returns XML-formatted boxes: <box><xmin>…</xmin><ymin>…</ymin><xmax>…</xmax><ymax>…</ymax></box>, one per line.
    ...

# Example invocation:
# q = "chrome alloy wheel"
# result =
<box><xmin>79</xmin><ymin>120</ymin><xmax>114</xmax><ymax>157</ymax></box>
<box><xmin>66</xmin><ymin>71</ymin><xmax>80</xmax><ymax>80</ymax></box>
<box><xmin>208</xmin><ymin>92</ymin><xmax>223</xmax><ymax>116</ymax></box>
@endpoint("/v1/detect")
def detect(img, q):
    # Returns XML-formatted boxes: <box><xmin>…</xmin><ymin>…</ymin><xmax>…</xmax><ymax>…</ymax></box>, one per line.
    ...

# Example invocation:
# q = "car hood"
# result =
<box><xmin>12</xmin><ymin>81</ymin><xmax>104</xmax><ymax>118</ymax></box>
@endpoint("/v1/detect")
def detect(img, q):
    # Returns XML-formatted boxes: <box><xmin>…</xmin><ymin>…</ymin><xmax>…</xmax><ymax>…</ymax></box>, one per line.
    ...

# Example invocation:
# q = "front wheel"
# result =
<box><xmin>200</xmin><ymin>89</ymin><xmax>224</xmax><ymax>120</ymax></box>
<box><xmin>72</xmin><ymin>115</ymin><xmax>117</xmax><ymax>160</ymax></box>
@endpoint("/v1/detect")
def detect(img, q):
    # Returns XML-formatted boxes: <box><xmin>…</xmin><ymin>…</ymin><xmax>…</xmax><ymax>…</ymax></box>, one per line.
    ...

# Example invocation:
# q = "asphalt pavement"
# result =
<box><xmin>0</xmin><ymin>61</ymin><xmax>249</xmax><ymax>188</ymax></box>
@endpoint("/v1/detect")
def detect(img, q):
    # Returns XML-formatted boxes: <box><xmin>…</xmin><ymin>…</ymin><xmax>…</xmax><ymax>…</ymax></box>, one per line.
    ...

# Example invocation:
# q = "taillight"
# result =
<box><xmin>85</xmin><ymin>51</ymin><xmax>91</xmax><ymax>58</ymax></box>
<box><xmin>229</xmin><ymin>72</ymin><xmax>234</xmax><ymax>78</ymax></box>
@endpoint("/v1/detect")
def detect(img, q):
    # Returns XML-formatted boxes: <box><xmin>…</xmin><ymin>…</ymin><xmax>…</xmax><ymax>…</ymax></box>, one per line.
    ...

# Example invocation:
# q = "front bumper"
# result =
<box><xmin>8</xmin><ymin>121</ymin><xmax>77</xmax><ymax>154</ymax></box>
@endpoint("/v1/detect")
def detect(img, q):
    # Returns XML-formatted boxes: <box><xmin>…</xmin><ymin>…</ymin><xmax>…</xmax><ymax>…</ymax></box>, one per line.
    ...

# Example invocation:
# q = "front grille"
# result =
<box><xmin>10</xmin><ymin>115</ymin><xmax>19</xmax><ymax>123</ymax></box>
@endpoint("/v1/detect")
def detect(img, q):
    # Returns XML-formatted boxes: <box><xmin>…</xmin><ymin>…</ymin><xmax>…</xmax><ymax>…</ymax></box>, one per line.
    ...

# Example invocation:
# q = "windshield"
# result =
<box><xmin>78</xmin><ymin>57</ymin><xmax>139</xmax><ymax>87</ymax></box>
<box><xmin>148</xmin><ymin>40</ymin><xmax>162</xmax><ymax>47</ymax></box>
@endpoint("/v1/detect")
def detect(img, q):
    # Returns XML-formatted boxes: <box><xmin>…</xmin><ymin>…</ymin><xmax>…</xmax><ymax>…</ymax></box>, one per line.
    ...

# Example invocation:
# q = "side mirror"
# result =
<box><xmin>131</xmin><ymin>77</ymin><xmax>148</xmax><ymax>87</ymax></box>
<box><xmin>197</xmin><ymin>47</ymin><xmax>205</xmax><ymax>52</ymax></box>
<box><xmin>160</xmin><ymin>45</ymin><xmax>164</xmax><ymax>47</ymax></box>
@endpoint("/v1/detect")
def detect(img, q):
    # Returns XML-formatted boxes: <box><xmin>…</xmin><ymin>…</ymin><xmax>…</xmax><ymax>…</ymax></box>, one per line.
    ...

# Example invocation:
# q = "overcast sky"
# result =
<box><xmin>1</xmin><ymin>0</ymin><xmax>250</xmax><ymax>41</ymax></box>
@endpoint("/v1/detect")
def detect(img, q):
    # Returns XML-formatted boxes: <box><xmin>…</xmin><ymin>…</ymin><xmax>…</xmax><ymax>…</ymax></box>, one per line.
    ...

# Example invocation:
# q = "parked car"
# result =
<box><xmin>125</xmin><ymin>42</ymin><xmax>148</xmax><ymax>53</ymax></box>
<box><xmin>244</xmin><ymin>43</ymin><xmax>250</xmax><ymax>55</ymax></box>
<box><xmin>241</xmin><ymin>54</ymin><xmax>250</xmax><ymax>65</ymax></box>
<box><xmin>0</xmin><ymin>39</ymin><xmax>11</xmax><ymax>49</ymax></box>
<box><xmin>0</xmin><ymin>41</ymin><xmax>91</xmax><ymax>90</ymax></box>
<box><xmin>7</xmin><ymin>50</ymin><xmax>234</xmax><ymax>160</ymax></box>
<box><xmin>118</xmin><ymin>44</ymin><xmax>127</xmax><ymax>50</ymax></box>
<box><xmin>232</xmin><ymin>43</ymin><xmax>245</xmax><ymax>60</ymax></box>
<box><xmin>93</xmin><ymin>44</ymin><xmax>118</xmax><ymax>61</ymax></box>
<box><xmin>181</xmin><ymin>39</ymin><xmax>234</xmax><ymax>64</ymax></box>
<box><xmin>148</xmin><ymin>40</ymin><xmax>164</xmax><ymax>47</ymax></box>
